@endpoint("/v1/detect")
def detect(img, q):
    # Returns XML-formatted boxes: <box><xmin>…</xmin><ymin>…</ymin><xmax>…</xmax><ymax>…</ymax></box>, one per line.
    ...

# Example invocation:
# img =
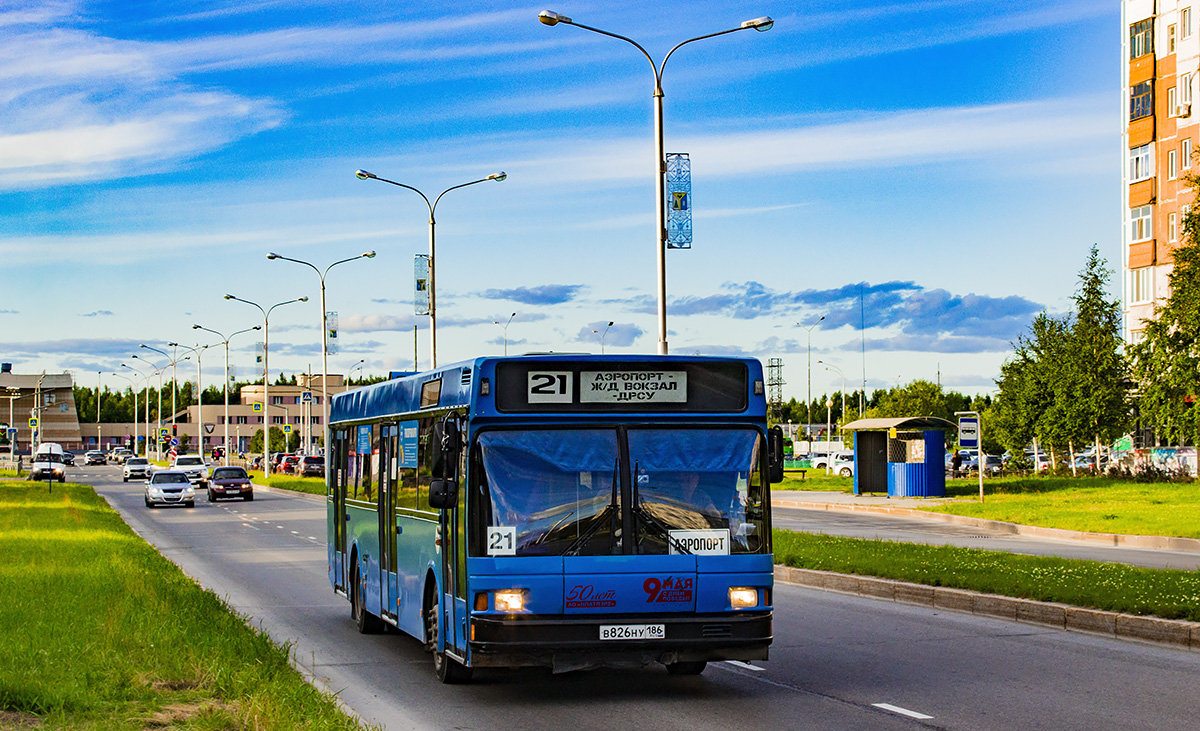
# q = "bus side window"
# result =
<box><xmin>417</xmin><ymin>417</ymin><xmax>435</xmax><ymax>511</ymax></box>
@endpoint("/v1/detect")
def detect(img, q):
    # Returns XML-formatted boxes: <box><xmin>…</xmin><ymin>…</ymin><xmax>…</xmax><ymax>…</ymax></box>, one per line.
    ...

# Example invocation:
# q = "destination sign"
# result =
<box><xmin>580</xmin><ymin>371</ymin><xmax>685</xmax><ymax>404</ymax></box>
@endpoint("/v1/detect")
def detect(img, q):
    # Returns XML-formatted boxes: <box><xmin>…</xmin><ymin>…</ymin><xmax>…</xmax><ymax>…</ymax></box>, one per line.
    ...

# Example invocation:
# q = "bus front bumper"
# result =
<box><xmin>468</xmin><ymin>612</ymin><xmax>772</xmax><ymax>671</ymax></box>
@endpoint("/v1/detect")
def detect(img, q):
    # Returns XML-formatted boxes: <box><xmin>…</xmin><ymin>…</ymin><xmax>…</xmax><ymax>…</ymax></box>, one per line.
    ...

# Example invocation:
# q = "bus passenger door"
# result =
<box><xmin>379</xmin><ymin>423</ymin><xmax>399</xmax><ymax>622</ymax></box>
<box><xmin>332</xmin><ymin>429</ymin><xmax>347</xmax><ymax>594</ymax></box>
<box><xmin>439</xmin><ymin>437</ymin><xmax>469</xmax><ymax>656</ymax></box>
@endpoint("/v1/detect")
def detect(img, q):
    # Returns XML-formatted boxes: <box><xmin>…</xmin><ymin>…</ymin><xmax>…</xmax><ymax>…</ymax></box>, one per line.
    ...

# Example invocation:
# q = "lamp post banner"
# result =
<box><xmin>666</xmin><ymin>152</ymin><xmax>692</xmax><ymax>249</ymax></box>
<box><xmin>414</xmin><ymin>255</ymin><xmax>431</xmax><ymax>315</ymax></box>
<box><xmin>326</xmin><ymin>311</ymin><xmax>339</xmax><ymax>355</ymax></box>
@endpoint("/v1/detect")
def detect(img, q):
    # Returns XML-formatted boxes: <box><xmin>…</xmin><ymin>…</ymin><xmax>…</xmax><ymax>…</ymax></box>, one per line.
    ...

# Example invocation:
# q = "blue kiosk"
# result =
<box><xmin>843</xmin><ymin>417</ymin><xmax>955</xmax><ymax>497</ymax></box>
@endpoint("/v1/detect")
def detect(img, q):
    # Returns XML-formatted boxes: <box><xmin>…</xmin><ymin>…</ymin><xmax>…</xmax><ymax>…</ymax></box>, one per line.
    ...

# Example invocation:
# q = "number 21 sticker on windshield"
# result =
<box><xmin>486</xmin><ymin>526</ymin><xmax>517</xmax><ymax>556</ymax></box>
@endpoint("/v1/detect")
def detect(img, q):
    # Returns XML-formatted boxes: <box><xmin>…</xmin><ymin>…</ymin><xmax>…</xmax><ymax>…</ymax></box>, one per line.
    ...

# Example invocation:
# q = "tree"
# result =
<box><xmin>1129</xmin><ymin>197</ymin><xmax>1200</xmax><ymax>445</ymax></box>
<box><xmin>992</xmin><ymin>312</ymin><xmax>1070</xmax><ymax>455</ymax></box>
<box><xmin>1060</xmin><ymin>246</ymin><xmax>1130</xmax><ymax>449</ymax></box>
<box><xmin>248</xmin><ymin>427</ymin><xmax>289</xmax><ymax>454</ymax></box>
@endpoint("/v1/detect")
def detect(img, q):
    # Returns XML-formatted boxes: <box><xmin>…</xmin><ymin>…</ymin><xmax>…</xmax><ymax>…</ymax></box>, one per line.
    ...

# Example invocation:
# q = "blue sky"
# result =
<box><xmin>1</xmin><ymin>0</ymin><xmax>1118</xmax><ymax>402</ymax></box>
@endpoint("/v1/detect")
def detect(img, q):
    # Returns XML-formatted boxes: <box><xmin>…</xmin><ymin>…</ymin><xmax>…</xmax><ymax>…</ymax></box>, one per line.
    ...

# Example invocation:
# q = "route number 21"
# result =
<box><xmin>527</xmin><ymin>371</ymin><xmax>572</xmax><ymax>403</ymax></box>
<box><xmin>486</xmin><ymin>526</ymin><xmax>517</xmax><ymax>556</ymax></box>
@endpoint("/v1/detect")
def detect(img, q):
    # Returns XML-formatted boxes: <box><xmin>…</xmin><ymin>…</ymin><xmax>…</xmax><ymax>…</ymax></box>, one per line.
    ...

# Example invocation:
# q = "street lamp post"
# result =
<box><xmin>796</xmin><ymin>315</ymin><xmax>825</xmax><ymax>435</ymax></box>
<box><xmin>348</xmin><ymin>359</ymin><xmax>365</xmax><ymax>382</ymax></box>
<box><xmin>493</xmin><ymin>312</ymin><xmax>516</xmax><ymax>356</ymax></box>
<box><xmin>539</xmin><ymin>10</ymin><xmax>773</xmax><ymax>355</ymax></box>
<box><xmin>170</xmin><ymin>343</ymin><xmax>209</xmax><ymax>455</ymax></box>
<box><xmin>267</xmin><ymin>251</ymin><xmax>376</xmax><ymax>465</ymax></box>
<box><xmin>4</xmin><ymin>387</ymin><xmax>19</xmax><ymax>466</ymax></box>
<box><xmin>122</xmin><ymin>362</ymin><xmax>154</xmax><ymax>457</ymax></box>
<box><xmin>132</xmin><ymin>355</ymin><xmax>170</xmax><ymax>460</ymax></box>
<box><xmin>109</xmin><ymin>371</ymin><xmax>139</xmax><ymax>455</ymax></box>
<box><xmin>224</xmin><ymin>294</ymin><xmax>308</xmax><ymax>477</ymax></box>
<box><xmin>818</xmin><ymin>360</ymin><xmax>847</xmax><ymax>446</ymax></box>
<box><xmin>355</xmin><ymin>169</ymin><xmax>506</xmax><ymax>368</ymax></box>
<box><xmin>140</xmin><ymin>344</ymin><xmax>188</xmax><ymax>436</ymax></box>
<box><xmin>194</xmin><ymin>324</ymin><xmax>261</xmax><ymax>465</ymax></box>
<box><xmin>592</xmin><ymin>321</ymin><xmax>614</xmax><ymax>354</ymax></box>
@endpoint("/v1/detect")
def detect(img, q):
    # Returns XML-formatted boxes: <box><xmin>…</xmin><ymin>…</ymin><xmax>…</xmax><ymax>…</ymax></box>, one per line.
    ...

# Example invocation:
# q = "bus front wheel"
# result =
<box><xmin>426</xmin><ymin>596</ymin><xmax>471</xmax><ymax>684</ymax></box>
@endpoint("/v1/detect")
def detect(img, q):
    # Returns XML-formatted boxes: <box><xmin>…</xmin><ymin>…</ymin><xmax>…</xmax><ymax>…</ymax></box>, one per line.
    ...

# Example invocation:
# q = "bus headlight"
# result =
<box><xmin>494</xmin><ymin>590</ymin><xmax>525</xmax><ymax>612</ymax></box>
<box><xmin>729</xmin><ymin>587</ymin><xmax>758</xmax><ymax>609</ymax></box>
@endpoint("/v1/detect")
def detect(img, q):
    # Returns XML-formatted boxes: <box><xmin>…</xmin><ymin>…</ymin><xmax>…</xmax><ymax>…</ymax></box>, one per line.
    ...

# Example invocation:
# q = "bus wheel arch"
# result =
<box><xmin>423</xmin><ymin>571</ymin><xmax>471</xmax><ymax>683</ymax></box>
<box><xmin>350</xmin><ymin>545</ymin><xmax>382</xmax><ymax>634</ymax></box>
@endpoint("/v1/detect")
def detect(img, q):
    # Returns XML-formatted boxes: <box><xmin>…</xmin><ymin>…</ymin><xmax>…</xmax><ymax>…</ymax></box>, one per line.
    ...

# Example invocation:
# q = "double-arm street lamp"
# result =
<box><xmin>224</xmin><ymin>295</ymin><xmax>308</xmax><ymax>477</ymax></box>
<box><xmin>493</xmin><ymin>313</ymin><xmax>517</xmax><ymax>356</ymax></box>
<box><xmin>193</xmin><ymin>324</ymin><xmax>261</xmax><ymax>465</ymax></box>
<box><xmin>355</xmin><ymin>169</ymin><xmax>506</xmax><ymax>368</ymax></box>
<box><xmin>796</xmin><ymin>315</ymin><xmax>825</xmax><ymax>433</ymax></box>
<box><xmin>592</xmin><ymin>321</ymin><xmax>614</xmax><ymax>354</ymax></box>
<box><xmin>108</xmin><ymin>371</ymin><xmax>139</xmax><ymax>455</ymax></box>
<box><xmin>170</xmin><ymin>342</ymin><xmax>209</xmax><ymax>455</ymax></box>
<box><xmin>348</xmin><ymin>359</ymin><xmax>366</xmax><ymax>382</ymax></box>
<box><xmin>539</xmin><ymin>10</ymin><xmax>773</xmax><ymax>356</ymax></box>
<box><xmin>818</xmin><ymin>360</ymin><xmax>848</xmax><ymax>443</ymax></box>
<box><xmin>131</xmin><ymin>355</ymin><xmax>173</xmax><ymax>460</ymax></box>
<box><xmin>140</xmin><ymin>344</ymin><xmax>189</xmax><ymax>435</ymax></box>
<box><xmin>122</xmin><ymin>362</ymin><xmax>156</xmax><ymax>457</ymax></box>
<box><xmin>267</xmin><ymin>250</ymin><xmax>377</xmax><ymax>461</ymax></box>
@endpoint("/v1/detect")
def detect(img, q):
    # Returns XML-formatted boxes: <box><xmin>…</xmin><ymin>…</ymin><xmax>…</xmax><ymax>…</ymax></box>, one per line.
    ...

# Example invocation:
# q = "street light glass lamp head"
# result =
<box><xmin>742</xmin><ymin>16</ymin><xmax>773</xmax><ymax>31</ymax></box>
<box><xmin>267</xmin><ymin>253</ymin><xmax>278</xmax><ymax>260</ymax></box>
<box><xmin>538</xmin><ymin>10</ymin><xmax>570</xmax><ymax>25</ymax></box>
<box><xmin>299</xmin><ymin>297</ymin><xmax>309</xmax><ymax>302</ymax></box>
<box><xmin>362</xmin><ymin>251</ymin><xmax>377</xmax><ymax>258</ymax></box>
<box><xmin>488</xmin><ymin>172</ymin><xmax>507</xmax><ymax>182</ymax></box>
<box><xmin>223</xmin><ymin>294</ymin><xmax>234</xmax><ymax>300</ymax></box>
<box><xmin>355</xmin><ymin>170</ymin><xmax>375</xmax><ymax>180</ymax></box>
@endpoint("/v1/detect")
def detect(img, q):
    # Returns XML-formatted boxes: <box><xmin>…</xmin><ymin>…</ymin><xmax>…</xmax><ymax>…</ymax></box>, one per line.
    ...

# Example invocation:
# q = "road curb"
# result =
<box><xmin>774</xmin><ymin>565</ymin><xmax>1200</xmax><ymax>652</ymax></box>
<box><xmin>772</xmin><ymin>497</ymin><xmax>1200</xmax><ymax>553</ymax></box>
<box><xmin>252</xmin><ymin>482</ymin><xmax>325</xmax><ymax>503</ymax></box>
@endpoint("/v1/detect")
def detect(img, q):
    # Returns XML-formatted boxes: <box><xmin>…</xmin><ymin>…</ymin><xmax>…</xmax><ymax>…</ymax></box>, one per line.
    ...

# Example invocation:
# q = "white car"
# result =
<box><xmin>30</xmin><ymin>443</ymin><xmax>67</xmax><ymax>483</ymax></box>
<box><xmin>144</xmin><ymin>470</ymin><xmax>195</xmax><ymax>508</ymax></box>
<box><xmin>814</xmin><ymin>450</ymin><xmax>854</xmax><ymax>471</ymax></box>
<box><xmin>171</xmin><ymin>454</ymin><xmax>210</xmax><ymax>486</ymax></box>
<box><xmin>123</xmin><ymin>457</ymin><xmax>153</xmax><ymax>482</ymax></box>
<box><xmin>831</xmin><ymin>453</ymin><xmax>855</xmax><ymax>477</ymax></box>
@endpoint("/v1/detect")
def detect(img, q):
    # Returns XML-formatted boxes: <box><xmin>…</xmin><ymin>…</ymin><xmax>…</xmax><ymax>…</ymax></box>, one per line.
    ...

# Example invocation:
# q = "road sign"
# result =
<box><xmin>6</xmin><ymin>428</ymin><xmax>15</xmax><ymax>439</ymax></box>
<box><xmin>28</xmin><ymin>417</ymin><xmax>38</xmax><ymax>428</ymax></box>
<box><xmin>301</xmin><ymin>391</ymin><xmax>313</xmax><ymax>403</ymax></box>
<box><xmin>282</xmin><ymin>424</ymin><xmax>292</xmax><ymax>434</ymax></box>
<box><xmin>252</xmin><ymin>403</ymin><xmax>262</xmax><ymax>413</ymax></box>
<box><xmin>160</xmin><ymin>427</ymin><xmax>170</xmax><ymax>437</ymax></box>
<box><xmin>170</xmin><ymin>437</ymin><xmax>179</xmax><ymax>447</ymax></box>
<box><xmin>958</xmin><ymin>416</ymin><xmax>979</xmax><ymax>449</ymax></box>
<box><xmin>203</xmin><ymin>422</ymin><xmax>215</xmax><ymax>434</ymax></box>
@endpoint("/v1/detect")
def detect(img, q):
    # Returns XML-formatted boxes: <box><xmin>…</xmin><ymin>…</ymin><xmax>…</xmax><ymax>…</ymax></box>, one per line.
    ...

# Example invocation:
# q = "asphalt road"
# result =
<box><xmin>772</xmin><ymin>505</ymin><xmax>1200</xmax><ymax>570</ymax></box>
<box><xmin>77</xmin><ymin>465</ymin><xmax>1200</xmax><ymax>731</ymax></box>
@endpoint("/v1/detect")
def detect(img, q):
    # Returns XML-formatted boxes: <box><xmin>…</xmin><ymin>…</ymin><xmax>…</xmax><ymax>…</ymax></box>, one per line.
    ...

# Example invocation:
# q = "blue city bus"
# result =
<box><xmin>327</xmin><ymin>354</ymin><xmax>781</xmax><ymax>682</ymax></box>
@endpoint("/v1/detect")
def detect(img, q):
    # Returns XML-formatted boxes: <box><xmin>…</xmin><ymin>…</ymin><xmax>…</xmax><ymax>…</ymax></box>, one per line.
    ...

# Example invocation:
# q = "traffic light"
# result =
<box><xmin>172</xmin><ymin>424</ymin><xmax>178</xmax><ymax>436</ymax></box>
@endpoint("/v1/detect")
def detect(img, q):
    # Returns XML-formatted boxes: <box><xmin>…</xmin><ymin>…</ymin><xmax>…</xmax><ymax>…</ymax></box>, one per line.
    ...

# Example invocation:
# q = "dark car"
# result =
<box><xmin>61</xmin><ymin>451</ymin><xmax>75</xmax><ymax>466</ymax></box>
<box><xmin>207</xmin><ymin>466</ymin><xmax>254</xmax><ymax>502</ymax></box>
<box><xmin>300</xmin><ymin>455</ymin><xmax>324</xmax><ymax>477</ymax></box>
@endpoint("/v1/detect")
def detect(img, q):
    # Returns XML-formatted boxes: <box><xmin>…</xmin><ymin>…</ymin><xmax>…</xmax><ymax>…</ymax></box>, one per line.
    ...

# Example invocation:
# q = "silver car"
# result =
<box><xmin>144</xmin><ymin>470</ymin><xmax>195</xmax><ymax>508</ymax></box>
<box><xmin>123</xmin><ymin>457</ymin><xmax>153</xmax><ymax>482</ymax></box>
<box><xmin>171</xmin><ymin>454</ymin><xmax>210</xmax><ymax>486</ymax></box>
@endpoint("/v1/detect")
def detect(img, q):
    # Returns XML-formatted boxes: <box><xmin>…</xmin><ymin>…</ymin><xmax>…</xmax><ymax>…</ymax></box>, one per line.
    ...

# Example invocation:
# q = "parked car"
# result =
<box><xmin>84</xmin><ymin>450</ymin><xmax>106</xmax><ymax>465</ymax></box>
<box><xmin>300</xmin><ymin>455</ymin><xmax>324</xmax><ymax>477</ymax></box>
<box><xmin>123</xmin><ymin>457</ymin><xmax>153</xmax><ymax>482</ymax></box>
<box><xmin>207</xmin><ymin>466</ymin><xmax>253</xmax><ymax>502</ymax></box>
<box><xmin>831</xmin><ymin>452</ymin><xmax>854</xmax><ymax>477</ymax></box>
<box><xmin>814</xmin><ymin>450</ymin><xmax>854</xmax><ymax>471</ymax></box>
<box><xmin>144</xmin><ymin>470</ymin><xmax>195</xmax><ymax>508</ymax></box>
<box><xmin>210</xmin><ymin>445</ymin><xmax>225</xmax><ymax>461</ymax></box>
<box><xmin>171</xmin><ymin>454</ymin><xmax>210</xmax><ymax>486</ymax></box>
<box><xmin>280</xmin><ymin>455</ymin><xmax>301</xmax><ymax>474</ymax></box>
<box><xmin>30</xmin><ymin>443</ymin><xmax>66</xmax><ymax>482</ymax></box>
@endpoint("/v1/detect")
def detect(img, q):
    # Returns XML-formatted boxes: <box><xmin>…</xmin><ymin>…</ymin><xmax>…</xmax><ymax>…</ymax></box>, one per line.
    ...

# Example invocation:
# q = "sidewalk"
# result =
<box><xmin>772</xmin><ymin>489</ymin><xmax>1200</xmax><ymax>553</ymax></box>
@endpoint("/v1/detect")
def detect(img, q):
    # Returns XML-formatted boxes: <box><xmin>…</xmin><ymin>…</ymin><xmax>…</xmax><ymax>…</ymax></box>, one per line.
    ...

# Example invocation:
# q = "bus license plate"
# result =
<box><xmin>599</xmin><ymin>624</ymin><xmax>665</xmax><ymax>641</ymax></box>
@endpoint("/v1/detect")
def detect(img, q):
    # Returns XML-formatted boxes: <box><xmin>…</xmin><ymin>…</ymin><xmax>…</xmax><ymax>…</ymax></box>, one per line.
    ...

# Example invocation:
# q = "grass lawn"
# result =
<box><xmin>929</xmin><ymin>476</ymin><xmax>1200</xmax><ymax>539</ymax></box>
<box><xmin>247</xmin><ymin>470</ymin><xmax>327</xmax><ymax>497</ymax></box>
<box><xmin>776</xmin><ymin>470</ymin><xmax>852</xmax><ymax>492</ymax></box>
<box><xmin>0</xmin><ymin>480</ymin><xmax>367</xmax><ymax>730</ymax></box>
<box><xmin>774</xmin><ymin>529</ymin><xmax>1200</xmax><ymax>622</ymax></box>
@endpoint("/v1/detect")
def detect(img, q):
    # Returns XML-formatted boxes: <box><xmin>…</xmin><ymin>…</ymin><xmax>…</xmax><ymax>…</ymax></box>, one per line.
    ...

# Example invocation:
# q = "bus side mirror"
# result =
<box><xmin>767</xmin><ymin>426</ymin><xmax>784</xmax><ymax>484</ymax></box>
<box><xmin>428</xmin><ymin>478</ymin><xmax>457</xmax><ymax>510</ymax></box>
<box><xmin>428</xmin><ymin>419</ymin><xmax>460</xmax><ymax>478</ymax></box>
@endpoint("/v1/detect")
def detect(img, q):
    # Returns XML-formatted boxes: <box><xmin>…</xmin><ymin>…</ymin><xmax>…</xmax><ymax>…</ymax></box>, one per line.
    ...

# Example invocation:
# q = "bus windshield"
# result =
<box><xmin>475</xmin><ymin>427</ymin><xmax>766</xmax><ymax>557</ymax></box>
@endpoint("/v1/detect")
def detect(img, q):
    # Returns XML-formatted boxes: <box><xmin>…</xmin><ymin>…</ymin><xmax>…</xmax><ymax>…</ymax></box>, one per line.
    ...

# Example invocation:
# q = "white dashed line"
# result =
<box><xmin>291</xmin><ymin>530</ymin><xmax>299</xmax><ymax>535</ymax></box>
<box><xmin>872</xmin><ymin>703</ymin><xmax>933</xmax><ymax>720</ymax></box>
<box><xmin>724</xmin><ymin>661</ymin><xmax>764</xmax><ymax>671</ymax></box>
<box><xmin>307</xmin><ymin>536</ymin><xmax>317</xmax><ymax>541</ymax></box>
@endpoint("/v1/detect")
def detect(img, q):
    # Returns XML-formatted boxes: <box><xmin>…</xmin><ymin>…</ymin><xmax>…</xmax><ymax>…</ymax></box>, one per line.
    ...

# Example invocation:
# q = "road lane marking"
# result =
<box><xmin>872</xmin><ymin>703</ymin><xmax>933</xmax><ymax>720</ymax></box>
<box><xmin>307</xmin><ymin>536</ymin><xmax>317</xmax><ymax>541</ymax></box>
<box><xmin>291</xmin><ymin>531</ymin><xmax>299</xmax><ymax>535</ymax></box>
<box><xmin>724</xmin><ymin>661</ymin><xmax>764</xmax><ymax>671</ymax></box>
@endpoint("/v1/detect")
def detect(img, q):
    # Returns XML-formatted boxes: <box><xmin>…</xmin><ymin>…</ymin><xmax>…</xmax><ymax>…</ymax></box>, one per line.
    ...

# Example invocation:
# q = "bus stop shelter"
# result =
<box><xmin>843</xmin><ymin>417</ymin><xmax>956</xmax><ymax>497</ymax></box>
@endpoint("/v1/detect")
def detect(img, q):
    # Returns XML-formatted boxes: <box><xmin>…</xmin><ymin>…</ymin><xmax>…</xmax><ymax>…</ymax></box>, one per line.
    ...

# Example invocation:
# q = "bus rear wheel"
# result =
<box><xmin>351</xmin><ymin>564</ymin><xmax>383</xmax><ymax>634</ymax></box>
<box><xmin>666</xmin><ymin>660</ymin><xmax>708</xmax><ymax>676</ymax></box>
<box><xmin>426</xmin><ymin>596</ymin><xmax>471</xmax><ymax>684</ymax></box>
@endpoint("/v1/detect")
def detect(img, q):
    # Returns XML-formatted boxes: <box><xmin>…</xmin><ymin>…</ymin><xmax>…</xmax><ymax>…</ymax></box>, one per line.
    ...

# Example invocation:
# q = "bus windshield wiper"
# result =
<box><xmin>631</xmin><ymin>461</ymin><xmax>691</xmax><ymax>555</ymax></box>
<box><xmin>563</xmin><ymin>461</ymin><xmax>621</xmax><ymax>556</ymax></box>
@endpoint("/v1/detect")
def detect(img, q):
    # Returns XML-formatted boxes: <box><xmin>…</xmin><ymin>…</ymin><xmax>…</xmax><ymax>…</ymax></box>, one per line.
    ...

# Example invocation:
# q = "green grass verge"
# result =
<box><xmin>247</xmin><ymin>471</ymin><xmax>327</xmax><ymax>496</ymax></box>
<box><xmin>773</xmin><ymin>529</ymin><xmax>1200</xmax><ymax>622</ymax></box>
<box><xmin>0</xmin><ymin>481</ymin><xmax>368</xmax><ymax>730</ymax></box>
<box><xmin>776</xmin><ymin>470</ymin><xmax>852</xmax><ymax>492</ymax></box>
<box><xmin>929</xmin><ymin>477</ymin><xmax>1200</xmax><ymax>539</ymax></box>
